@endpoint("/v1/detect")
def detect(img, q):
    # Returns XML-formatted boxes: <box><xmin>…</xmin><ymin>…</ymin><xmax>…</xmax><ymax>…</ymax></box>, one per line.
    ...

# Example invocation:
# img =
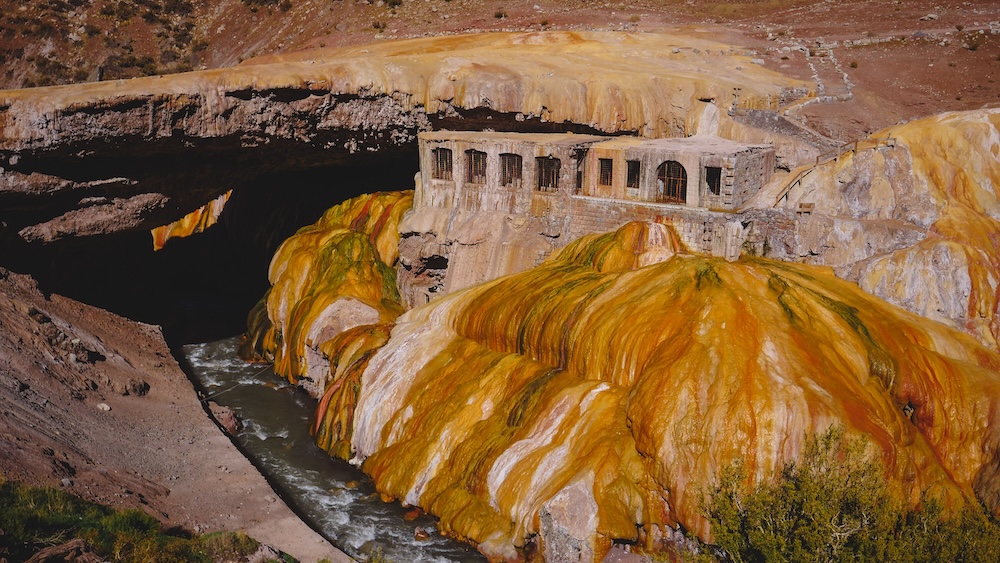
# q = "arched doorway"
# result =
<box><xmin>655</xmin><ymin>161</ymin><xmax>687</xmax><ymax>204</ymax></box>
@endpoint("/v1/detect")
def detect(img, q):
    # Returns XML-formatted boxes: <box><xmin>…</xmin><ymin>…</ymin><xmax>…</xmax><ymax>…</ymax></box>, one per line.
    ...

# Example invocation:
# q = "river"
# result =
<box><xmin>179</xmin><ymin>336</ymin><xmax>486</xmax><ymax>563</ymax></box>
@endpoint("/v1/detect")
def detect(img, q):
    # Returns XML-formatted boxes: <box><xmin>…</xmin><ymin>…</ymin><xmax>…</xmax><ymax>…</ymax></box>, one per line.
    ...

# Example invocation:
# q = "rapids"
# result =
<box><xmin>179</xmin><ymin>337</ymin><xmax>485</xmax><ymax>562</ymax></box>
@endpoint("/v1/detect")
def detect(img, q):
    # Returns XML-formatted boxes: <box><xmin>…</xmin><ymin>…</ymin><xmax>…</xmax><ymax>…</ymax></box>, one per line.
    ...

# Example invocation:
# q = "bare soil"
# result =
<box><xmin>0</xmin><ymin>268</ymin><xmax>348</xmax><ymax>562</ymax></box>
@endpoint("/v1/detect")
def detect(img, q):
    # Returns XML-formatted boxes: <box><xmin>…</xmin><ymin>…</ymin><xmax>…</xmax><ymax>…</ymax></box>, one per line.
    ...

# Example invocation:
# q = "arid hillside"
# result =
<box><xmin>2</xmin><ymin>0</ymin><xmax>998</xmax><ymax>139</ymax></box>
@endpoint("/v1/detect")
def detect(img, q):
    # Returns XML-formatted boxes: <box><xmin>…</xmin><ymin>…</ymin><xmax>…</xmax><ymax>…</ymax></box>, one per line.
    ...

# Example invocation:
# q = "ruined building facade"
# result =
<box><xmin>398</xmin><ymin>130</ymin><xmax>788</xmax><ymax>307</ymax></box>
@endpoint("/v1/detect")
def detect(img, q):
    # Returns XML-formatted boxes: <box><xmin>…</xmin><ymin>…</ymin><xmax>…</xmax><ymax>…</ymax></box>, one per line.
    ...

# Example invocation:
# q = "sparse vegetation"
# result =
<box><xmin>0</xmin><ymin>476</ymin><xmax>275</xmax><ymax>562</ymax></box>
<box><xmin>0</xmin><ymin>477</ymin><xmax>206</xmax><ymax>562</ymax></box>
<box><xmin>494</xmin><ymin>10</ymin><xmax>507</xmax><ymax>19</ymax></box>
<box><xmin>849</xmin><ymin>60</ymin><xmax>858</xmax><ymax>68</ymax></box>
<box><xmin>694</xmin><ymin>426</ymin><xmax>1000</xmax><ymax>562</ymax></box>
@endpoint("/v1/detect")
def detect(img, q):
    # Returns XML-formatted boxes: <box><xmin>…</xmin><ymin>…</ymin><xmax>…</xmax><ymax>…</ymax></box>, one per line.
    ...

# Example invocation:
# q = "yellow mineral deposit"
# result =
<box><xmin>0</xmin><ymin>32</ymin><xmax>809</xmax><ymax>143</ymax></box>
<box><xmin>791</xmin><ymin>109</ymin><xmax>1000</xmax><ymax>349</ymax></box>
<box><xmin>150</xmin><ymin>190</ymin><xmax>231</xmax><ymax>250</ymax></box>
<box><xmin>241</xmin><ymin>191</ymin><xmax>412</xmax><ymax>396</ymax></box>
<box><xmin>297</xmin><ymin>218</ymin><xmax>999</xmax><ymax>560</ymax></box>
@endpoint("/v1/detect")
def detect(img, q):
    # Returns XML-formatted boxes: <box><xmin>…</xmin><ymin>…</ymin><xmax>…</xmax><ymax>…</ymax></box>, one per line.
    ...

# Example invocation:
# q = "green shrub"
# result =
<box><xmin>699</xmin><ymin>426</ymin><xmax>1000</xmax><ymax>562</ymax></box>
<box><xmin>199</xmin><ymin>530</ymin><xmax>260</xmax><ymax>560</ymax></box>
<box><xmin>0</xmin><ymin>479</ymin><xmax>209</xmax><ymax>562</ymax></box>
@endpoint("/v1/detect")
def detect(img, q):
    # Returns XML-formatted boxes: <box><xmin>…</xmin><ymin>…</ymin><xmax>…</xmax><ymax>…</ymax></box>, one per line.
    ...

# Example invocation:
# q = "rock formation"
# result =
<box><xmin>241</xmin><ymin>191</ymin><xmax>412</xmax><ymax>397</ymax></box>
<box><xmin>0</xmin><ymin>267</ymin><xmax>347</xmax><ymax>562</ymax></box>
<box><xmin>0</xmin><ymin>31</ymin><xmax>813</xmax><ymax>250</ymax></box>
<box><xmin>774</xmin><ymin>109</ymin><xmax>1000</xmax><ymax>349</ymax></box>
<box><xmin>291</xmin><ymin>218</ymin><xmax>1000</xmax><ymax>561</ymax></box>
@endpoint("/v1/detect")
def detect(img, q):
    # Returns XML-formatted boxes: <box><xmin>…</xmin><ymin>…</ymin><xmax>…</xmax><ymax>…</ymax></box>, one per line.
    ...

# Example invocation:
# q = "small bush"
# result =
<box><xmin>200</xmin><ymin>531</ymin><xmax>259</xmax><ymax>560</ymax></box>
<box><xmin>386</xmin><ymin>0</ymin><xmax>402</xmax><ymax>7</ymax></box>
<box><xmin>494</xmin><ymin>10</ymin><xmax>506</xmax><ymax>19</ymax></box>
<box><xmin>372</xmin><ymin>20</ymin><xmax>385</xmax><ymax>30</ymax></box>
<box><xmin>849</xmin><ymin>60</ymin><xmax>858</xmax><ymax>68</ymax></box>
<box><xmin>699</xmin><ymin>426</ymin><xmax>1000</xmax><ymax>562</ymax></box>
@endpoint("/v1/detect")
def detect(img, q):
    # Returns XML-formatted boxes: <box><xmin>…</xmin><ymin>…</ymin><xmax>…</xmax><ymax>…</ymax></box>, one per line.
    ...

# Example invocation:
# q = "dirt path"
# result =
<box><xmin>0</xmin><ymin>267</ymin><xmax>351</xmax><ymax>563</ymax></box>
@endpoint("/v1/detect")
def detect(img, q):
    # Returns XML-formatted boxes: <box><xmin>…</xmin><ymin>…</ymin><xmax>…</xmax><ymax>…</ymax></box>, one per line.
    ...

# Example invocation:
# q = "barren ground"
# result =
<box><xmin>0</xmin><ymin>268</ymin><xmax>349</xmax><ymax>562</ymax></box>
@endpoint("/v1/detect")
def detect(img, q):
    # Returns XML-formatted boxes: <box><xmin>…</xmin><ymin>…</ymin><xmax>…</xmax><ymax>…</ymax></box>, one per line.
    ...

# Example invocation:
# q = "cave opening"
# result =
<box><xmin>1</xmin><ymin>154</ymin><xmax>419</xmax><ymax>345</ymax></box>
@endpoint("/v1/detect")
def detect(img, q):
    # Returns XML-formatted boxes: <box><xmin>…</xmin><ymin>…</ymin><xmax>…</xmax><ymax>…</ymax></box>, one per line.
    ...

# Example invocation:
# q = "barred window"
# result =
<box><xmin>655</xmin><ymin>160</ymin><xmax>687</xmax><ymax>204</ymax></box>
<box><xmin>536</xmin><ymin>157</ymin><xmax>561</xmax><ymax>192</ymax></box>
<box><xmin>466</xmin><ymin>150</ymin><xmax>487</xmax><ymax>184</ymax></box>
<box><xmin>431</xmin><ymin>148</ymin><xmax>453</xmax><ymax>180</ymax></box>
<box><xmin>500</xmin><ymin>153</ymin><xmax>523</xmax><ymax>187</ymax></box>
<box><xmin>627</xmin><ymin>160</ymin><xmax>641</xmax><ymax>190</ymax></box>
<box><xmin>599</xmin><ymin>158</ymin><xmax>614</xmax><ymax>186</ymax></box>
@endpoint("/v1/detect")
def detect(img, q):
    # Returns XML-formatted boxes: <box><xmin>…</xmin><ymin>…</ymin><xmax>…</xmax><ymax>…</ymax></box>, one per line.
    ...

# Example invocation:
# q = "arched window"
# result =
<box><xmin>655</xmin><ymin>161</ymin><xmax>687</xmax><ymax>204</ymax></box>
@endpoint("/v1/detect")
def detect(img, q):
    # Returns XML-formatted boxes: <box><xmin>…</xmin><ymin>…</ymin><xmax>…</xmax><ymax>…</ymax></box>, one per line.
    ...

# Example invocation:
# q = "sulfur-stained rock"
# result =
<box><xmin>783</xmin><ymin>109</ymin><xmax>1000</xmax><ymax>349</ymax></box>
<box><xmin>242</xmin><ymin>191</ymin><xmax>412</xmax><ymax>396</ymax></box>
<box><xmin>335</xmin><ymin>220</ymin><xmax>1000</xmax><ymax>561</ymax></box>
<box><xmin>0</xmin><ymin>32</ymin><xmax>812</xmax><ymax>246</ymax></box>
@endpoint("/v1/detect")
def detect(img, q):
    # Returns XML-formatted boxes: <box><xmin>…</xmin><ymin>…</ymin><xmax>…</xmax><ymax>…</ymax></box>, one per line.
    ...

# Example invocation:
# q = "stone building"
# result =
<box><xmin>400</xmin><ymin>130</ymin><xmax>782</xmax><ymax>307</ymax></box>
<box><xmin>416</xmin><ymin>130</ymin><xmax>776</xmax><ymax>212</ymax></box>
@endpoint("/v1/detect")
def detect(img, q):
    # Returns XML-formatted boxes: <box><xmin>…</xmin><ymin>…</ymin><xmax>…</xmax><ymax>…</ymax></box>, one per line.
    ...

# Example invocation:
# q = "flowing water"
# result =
<box><xmin>179</xmin><ymin>336</ymin><xmax>486</xmax><ymax>563</ymax></box>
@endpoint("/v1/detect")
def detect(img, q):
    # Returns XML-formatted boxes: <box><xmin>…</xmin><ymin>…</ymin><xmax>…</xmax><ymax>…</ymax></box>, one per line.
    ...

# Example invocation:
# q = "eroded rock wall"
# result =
<box><xmin>0</xmin><ymin>31</ymin><xmax>812</xmax><ymax>249</ymax></box>
<box><xmin>782</xmin><ymin>109</ymin><xmax>1000</xmax><ymax>349</ymax></box>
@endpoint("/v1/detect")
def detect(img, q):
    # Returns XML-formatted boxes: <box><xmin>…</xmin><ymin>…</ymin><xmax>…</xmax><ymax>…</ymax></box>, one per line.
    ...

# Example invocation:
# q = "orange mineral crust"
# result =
<box><xmin>240</xmin><ymin>191</ymin><xmax>412</xmax><ymax>396</ymax></box>
<box><xmin>337</xmin><ymin>220</ymin><xmax>1000</xmax><ymax>560</ymax></box>
<box><xmin>150</xmin><ymin>190</ymin><xmax>232</xmax><ymax>251</ymax></box>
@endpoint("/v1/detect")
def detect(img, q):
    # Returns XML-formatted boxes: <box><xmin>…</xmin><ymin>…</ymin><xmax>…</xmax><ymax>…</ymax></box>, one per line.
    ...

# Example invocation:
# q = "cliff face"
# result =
<box><xmin>0</xmin><ymin>31</ymin><xmax>811</xmax><ymax>249</ymax></box>
<box><xmin>781</xmin><ymin>109</ymin><xmax>1000</xmax><ymax>349</ymax></box>
<box><xmin>296</xmin><ymin>219</ymin><xmax>1000</xmax><ymax>561</ymax></box>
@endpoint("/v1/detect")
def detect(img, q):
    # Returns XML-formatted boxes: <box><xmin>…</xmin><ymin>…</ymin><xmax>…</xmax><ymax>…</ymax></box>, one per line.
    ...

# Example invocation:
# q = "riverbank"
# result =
<box><xmin>0</xmin><ymin>267</ymin><xmax>351</xmax><ymax>563</ymax></box>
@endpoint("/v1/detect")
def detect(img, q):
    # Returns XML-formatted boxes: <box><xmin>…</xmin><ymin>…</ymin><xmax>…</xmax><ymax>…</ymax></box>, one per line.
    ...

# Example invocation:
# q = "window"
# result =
<box><xmin>573</xmin><ymin>149</ymin><xmax>588</xmax><ymax>194</ymax></box>
<box><xmin>627</xmin><ymin>160</ymin><xmax>641</xmax><ymax>190</ymax></box>
<box><xmin>500</xmin><ymin>153</ymin><xmax>522</xmax><ymax>187</ymax></box>
<box><xmin>655</xmin><ymin>160</ymin><xmax>687</xmax><ymax>204</ymax></box>
<box><xmin>599</xmin><ymin>158</ymin><xmax>614</xmax><ymax>186</ymax></box>
<box><xmin>706</xmin><ymin>166</ymin><xmax>722</xmax><ymax>195</ymax></box>
<box><xmin>536</xmin><ymin>156</ymin><xmax>561</xmax><ymax>192</ymax></box>
<box><xmin>466</xmin><ymin>150</ymin><xmax>487</xmax><ymax>184</ymax></box>
<box><xmin>431</xmin><ymin>148</ymin><xmax>452</xmax><ymax>180</ymax></box>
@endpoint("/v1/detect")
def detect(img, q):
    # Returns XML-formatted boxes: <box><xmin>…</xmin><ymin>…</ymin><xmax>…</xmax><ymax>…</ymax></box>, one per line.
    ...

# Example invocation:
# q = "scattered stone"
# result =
<box><xmin>60</xmin><ymin>478</ymin><xmax>73</xmax><ymax>487</ymax></box>
<box><xmin>414</xmin><ymin>527</ymin><xmax>430</xmax><ymax>541</ymax></box>
<box><xmin>920</xmin><ymin>13</ymin><xmax>939</xmax><ymax>21</ymax></box>
<box><xmin>403</xmin><ymin>508</ymin><xmax>421</xmax><ymax>521</ymax></box>
<box><xmin>246</xmin><ymin>544</ymin><xmax>284</xmax><ymax>563</ymax></box>
<box><xmin>208</xmin><ymin>401</ymin><xmax>242</xmax><ymax>435</ymax></box>
<box><xmin>120</xmin><ymin>378</ymin><xmax>150</xmax><ymax>396</ymax></box>
<box><xmin>96</xmin><ymin>402</ymin><xmax>110</xmax><ymax>411</ymax></box>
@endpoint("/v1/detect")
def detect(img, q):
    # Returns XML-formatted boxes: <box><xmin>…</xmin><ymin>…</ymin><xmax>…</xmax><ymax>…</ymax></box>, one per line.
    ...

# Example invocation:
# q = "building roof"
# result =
<box><xmin>419</xmin><ymin>130</ymin><xmax>608</xmax><ymax>147</ymax></box>
<box><xmin>419</xmin><ymin>130</ymin><xmax>771</xmax><ymax>154</ymax></box>
<box><xmin>599</xmin><ymin>134</ymin><xmax>771</xmax><ymax>154</ymax></box>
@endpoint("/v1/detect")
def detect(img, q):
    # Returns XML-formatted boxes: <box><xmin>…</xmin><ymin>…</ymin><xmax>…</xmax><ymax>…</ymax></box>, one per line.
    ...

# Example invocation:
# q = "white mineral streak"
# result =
<box><xmin>351</xmin><ymin>285</ymin><xmax>492</xmax><ymax>463</ymax></box>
